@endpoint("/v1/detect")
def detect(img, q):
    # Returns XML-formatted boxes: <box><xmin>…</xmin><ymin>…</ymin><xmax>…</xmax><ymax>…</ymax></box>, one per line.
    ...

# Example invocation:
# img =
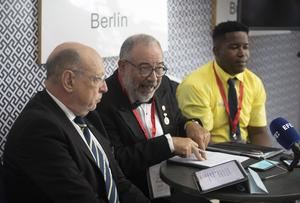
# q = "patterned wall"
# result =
<box><xmin>248</xmin><ymin>34</ymin><xmax>300</xmax><ymax>146</ymax></box>
<box><xmin>1</xmin><ymin>0</ymin><xmax>300</xmax><ymax>157</ymax></box>
<box><xmin>0</xmin><ymin>0</ymin><xmax>45</xmax><ymax>157</ymax></box>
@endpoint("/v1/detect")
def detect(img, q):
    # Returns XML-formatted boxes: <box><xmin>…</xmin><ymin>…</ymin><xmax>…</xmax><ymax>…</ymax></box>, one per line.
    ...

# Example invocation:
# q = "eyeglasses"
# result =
<box><xmin>71</xmin><ymin>69</ymin><xmax>106</xmax><ymax>86</ymax></box>
<box><xmin>124</xmin><ymin>60</ymin><xmax>168</xmax><ymax>78</ymax></box>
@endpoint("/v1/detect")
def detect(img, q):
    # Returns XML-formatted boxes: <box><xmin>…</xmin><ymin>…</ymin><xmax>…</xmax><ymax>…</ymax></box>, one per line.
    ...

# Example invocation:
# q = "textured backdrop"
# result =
<box><xmin>1</xmin><ymin>0</ymin><xmax>300</xmax><ymax>157</ymax></box>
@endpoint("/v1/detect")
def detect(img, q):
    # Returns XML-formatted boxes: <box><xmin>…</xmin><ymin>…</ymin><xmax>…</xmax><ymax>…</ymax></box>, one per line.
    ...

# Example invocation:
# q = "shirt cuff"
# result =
<box><xmin>165</xmin><ymin>133</ymin><xmax>174</xmax><ymax>152</ymax></box>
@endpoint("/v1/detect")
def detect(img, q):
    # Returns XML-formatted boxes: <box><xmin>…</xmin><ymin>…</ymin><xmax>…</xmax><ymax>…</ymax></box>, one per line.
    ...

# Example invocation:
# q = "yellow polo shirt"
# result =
<box><xmin>176</xmin><ymin>61</ymin><xmax>267</xmax><ymax>143</ymax></box>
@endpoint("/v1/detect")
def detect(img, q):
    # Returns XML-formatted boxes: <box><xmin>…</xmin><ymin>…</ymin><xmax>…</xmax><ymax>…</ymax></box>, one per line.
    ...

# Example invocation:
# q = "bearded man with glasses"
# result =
<box><xmin>90</xmin><ymin>34</ymin><xmax>211</xmax><ymax>203</ymax></box>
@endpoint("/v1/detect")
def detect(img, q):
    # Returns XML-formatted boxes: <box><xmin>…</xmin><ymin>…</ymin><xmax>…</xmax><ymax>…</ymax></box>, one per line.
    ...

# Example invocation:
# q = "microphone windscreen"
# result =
<box><xmin>270</xmin><ymin>117</ymin><xmax>300</xmax><ymax>149</ymax></box>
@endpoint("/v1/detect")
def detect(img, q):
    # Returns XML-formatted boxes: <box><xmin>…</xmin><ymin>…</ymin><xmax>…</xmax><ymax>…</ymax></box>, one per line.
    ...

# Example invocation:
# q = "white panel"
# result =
<box><xmin>40</xmin><ymin>0</ymin><xmax>168</xmax><ymax>63</ymax></box>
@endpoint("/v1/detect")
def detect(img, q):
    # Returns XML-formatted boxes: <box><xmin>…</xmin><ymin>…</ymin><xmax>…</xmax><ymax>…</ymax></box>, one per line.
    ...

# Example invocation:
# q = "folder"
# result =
<box><xmin>247</xmin><ymin>168</ymin><xmax>268</xmax><ymax>194</ymax></box>
<box><xmin>207</xmin><ymin>142</ymin><xmax>284</xmax><ymax>159</ymax></box>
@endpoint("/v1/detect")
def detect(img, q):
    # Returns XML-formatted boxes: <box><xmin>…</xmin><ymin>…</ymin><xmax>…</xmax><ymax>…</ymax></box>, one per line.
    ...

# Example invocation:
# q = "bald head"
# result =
<box><xmin>44</xmin><ymin>42</ymin><xmax>107</xmax><ymax>116</ymax></box>
<box><xmin>46</xmin><ymin>42</ymin><xmax>102</xmax><ymax>83</ymax></box>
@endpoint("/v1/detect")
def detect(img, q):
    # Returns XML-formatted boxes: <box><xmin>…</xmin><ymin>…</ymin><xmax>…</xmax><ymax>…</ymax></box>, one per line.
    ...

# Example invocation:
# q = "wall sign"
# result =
<box><xmin>212</xmin><ymin>0</ymin><xmax>238</xmax><ymax>27</ymax></box>
<box><xmin>39</xmin><ymin>0</ymin><xmax>168</xmax><ymax>63</ymax></box>
<box><xmin>211</xmin><ymin>0</ymin><xmax>290</xmax><ymax>36</ymax></box>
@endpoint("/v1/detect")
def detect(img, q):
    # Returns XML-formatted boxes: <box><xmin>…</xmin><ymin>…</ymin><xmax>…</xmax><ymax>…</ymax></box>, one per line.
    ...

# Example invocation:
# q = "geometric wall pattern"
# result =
<box><xmin>249</xmin><ymin>33</ymin><xmax>300</xmax><ymax>147</ymax></box>
<box><xmin>1</xmin><ymin>0</ymin><xmax>300</xmax><ymax>157</ymax></box>
<box><xmin>0</xmin><ymin>0</ymin><xmax>45</xmax><ymax>157</ymax></box>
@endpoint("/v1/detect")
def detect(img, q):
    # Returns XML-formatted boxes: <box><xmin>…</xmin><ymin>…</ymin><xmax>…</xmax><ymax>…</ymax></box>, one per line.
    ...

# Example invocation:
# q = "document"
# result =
<box><xmin>194</xmin><ymin>160</ymin><xmax>248</xmax><ymax>193</ymax></box>
<box><xmin>147</xmin><ymin>162</ymin><xmax>171</xmax><ymax>199</ymax></box>
<box><xmin>169</xmin><ymin>150</ymin><xmax>249</xmax><ymax>168</ymax></box>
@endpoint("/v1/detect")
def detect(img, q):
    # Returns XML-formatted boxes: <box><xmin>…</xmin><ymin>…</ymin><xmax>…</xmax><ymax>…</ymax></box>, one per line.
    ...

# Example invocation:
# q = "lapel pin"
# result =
<box><xmin>164</xmin><ymin>116</ymin><xmax>170</xmax><ymax>125</ymax></box>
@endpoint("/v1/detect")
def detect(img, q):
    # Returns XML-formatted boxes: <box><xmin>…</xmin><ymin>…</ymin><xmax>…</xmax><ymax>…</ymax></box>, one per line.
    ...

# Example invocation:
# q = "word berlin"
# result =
<box><xmin>91</xmin><ymin>12</ymin><xmax>128</xmax><ymax>29</ymax></box>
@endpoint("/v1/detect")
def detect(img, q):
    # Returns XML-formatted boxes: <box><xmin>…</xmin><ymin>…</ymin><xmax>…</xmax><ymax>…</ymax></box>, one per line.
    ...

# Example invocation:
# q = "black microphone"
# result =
<box><xmin>270</xmin><ymin>117</ymin><xmax>300</xmax><ymax>171</ymax></box>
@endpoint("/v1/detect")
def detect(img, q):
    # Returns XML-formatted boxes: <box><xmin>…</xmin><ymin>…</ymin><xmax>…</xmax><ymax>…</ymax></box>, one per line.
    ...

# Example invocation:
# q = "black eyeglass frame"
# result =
<box><xmin>124</xmin><ymin>59</ymin><xmax>168</xmax><ymax>78</ymax></box>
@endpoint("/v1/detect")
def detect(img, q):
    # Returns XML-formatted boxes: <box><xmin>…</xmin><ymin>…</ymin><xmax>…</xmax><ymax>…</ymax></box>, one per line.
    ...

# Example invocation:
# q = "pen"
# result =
<box><xmin>262</xmin><ymin>170</ymin><xmax>287</xmax><ymax>180</ymax></box>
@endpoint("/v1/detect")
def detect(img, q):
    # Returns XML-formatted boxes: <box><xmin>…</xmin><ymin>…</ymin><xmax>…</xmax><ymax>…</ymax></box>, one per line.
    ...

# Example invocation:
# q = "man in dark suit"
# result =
<box><xmin>3</xmin><ymin>42</ymin><xmax>149</xmax><ymax>203</ymax></box>
<box><xmin>94</xmin><ymin>34</ymin><xmax>211</xmax><ymax>202</ymax></box>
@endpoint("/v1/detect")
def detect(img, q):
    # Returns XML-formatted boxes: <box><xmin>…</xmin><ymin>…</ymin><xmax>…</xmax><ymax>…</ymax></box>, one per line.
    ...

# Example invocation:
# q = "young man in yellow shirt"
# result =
<box><xmin>177</xmin><ymin>21</ymin><xmax>270</xmax><ymax>146</ymax></box>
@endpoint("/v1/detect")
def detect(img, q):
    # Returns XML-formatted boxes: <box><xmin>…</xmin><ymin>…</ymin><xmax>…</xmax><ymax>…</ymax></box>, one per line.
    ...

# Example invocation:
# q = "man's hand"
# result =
<box><xmin>185</xmin><ymin>122</ymin><xmax>210</xmax><ymax>151</ymax></box>
<box><xmin>172</xmin><ymin>137</ymin><xmax>206</xmax><ymax>160</ymax></box>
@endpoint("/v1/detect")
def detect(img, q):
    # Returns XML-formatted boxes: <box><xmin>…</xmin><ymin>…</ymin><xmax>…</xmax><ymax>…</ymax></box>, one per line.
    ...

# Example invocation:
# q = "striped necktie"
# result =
<box><xmin>74</xmin><ymin>116</ymin><xmax>119</xmax><ymax>203</ymax></box>
<box><xmin>227</xmin><ymin>78</ymin><xmax>241</xmax><ymax>141</ymax></box>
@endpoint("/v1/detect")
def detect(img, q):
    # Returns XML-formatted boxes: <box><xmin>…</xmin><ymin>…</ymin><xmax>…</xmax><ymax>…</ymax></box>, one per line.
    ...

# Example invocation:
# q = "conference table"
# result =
<box><xmin>160</xmin><ymin>155</ymin><xmax>300</xmax><ymax>202</ymax></box>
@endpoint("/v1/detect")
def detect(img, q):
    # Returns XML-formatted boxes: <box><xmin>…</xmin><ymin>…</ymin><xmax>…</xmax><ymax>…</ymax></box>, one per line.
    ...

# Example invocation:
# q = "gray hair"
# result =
<box><xmin>119</xmin><ymin>34</ymin><xmax>162</xmax><ymax>60</ymax></box>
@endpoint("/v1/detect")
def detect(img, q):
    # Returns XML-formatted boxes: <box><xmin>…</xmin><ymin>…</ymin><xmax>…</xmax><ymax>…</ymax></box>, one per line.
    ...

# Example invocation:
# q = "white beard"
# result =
<box><xmin>122</xmin><ymin>71</ymin><xmax>158</xmax><ymax>103</ymax></box>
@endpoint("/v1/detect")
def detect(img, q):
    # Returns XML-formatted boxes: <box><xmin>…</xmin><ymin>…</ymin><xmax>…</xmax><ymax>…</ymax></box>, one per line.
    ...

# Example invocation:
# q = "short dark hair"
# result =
<box><xmin>212</xmin><ymin>21</ymin><xmax>249</xmax><ymax>43</ymax></box>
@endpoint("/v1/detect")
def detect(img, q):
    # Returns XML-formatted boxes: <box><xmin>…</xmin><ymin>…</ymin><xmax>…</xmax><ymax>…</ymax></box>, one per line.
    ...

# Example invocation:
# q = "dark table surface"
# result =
<box><xmin>160</xmin><ymin>157</ymin><xmax>300</xmax><ymax>202</ymax></box>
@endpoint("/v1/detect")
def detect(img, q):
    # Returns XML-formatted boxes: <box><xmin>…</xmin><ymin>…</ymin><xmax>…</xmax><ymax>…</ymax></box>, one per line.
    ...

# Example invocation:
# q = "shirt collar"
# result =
<box><xmin>214</xmin><ymin>61</ymin><xmax>244</xmax><ymax>83</ymax></box>
<box><xmin>46</xmin><ymin>89</ymin><xmax>76</xmax><ymax>121</ymax></box>
<box><xmin>132</xmin><ymin>98</ymin><xmax>153</xmax><ymax>109</ymax></box>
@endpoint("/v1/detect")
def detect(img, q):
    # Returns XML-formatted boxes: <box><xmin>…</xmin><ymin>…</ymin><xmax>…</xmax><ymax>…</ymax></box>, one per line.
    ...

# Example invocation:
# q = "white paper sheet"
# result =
<box><xmin>148</xmin><ymin>162</ymin><xmax>171</xmax><ymax>199</ymax></box>
<box><xmin>169</xmin><ymin>150</ymin><xmax>249</xmax><ymax>168</ymax></box>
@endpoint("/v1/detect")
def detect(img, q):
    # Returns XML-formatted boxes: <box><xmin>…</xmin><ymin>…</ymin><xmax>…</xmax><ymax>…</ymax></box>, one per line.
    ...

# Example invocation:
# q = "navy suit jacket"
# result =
<box><xmin>3</xmin><ymin>90</ymin><xmax>149</xmax><ymax>203</ymax></box>
<box><xmin>93</xmin><ymin>71</ymin><xmax>188</xmax><ymax>196</ymax></box>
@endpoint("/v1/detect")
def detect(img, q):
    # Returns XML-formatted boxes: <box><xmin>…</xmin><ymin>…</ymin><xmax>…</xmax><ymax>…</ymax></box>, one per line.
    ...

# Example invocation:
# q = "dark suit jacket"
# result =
<box><xmin>3</xmin><ymin>90</ymin><xmax>149</xmax><ymax>203</ymax></box>
<box><xmin>93</xmin><ymin>71</ymin><xmax>188</xmax><ymax>196</ymax></box>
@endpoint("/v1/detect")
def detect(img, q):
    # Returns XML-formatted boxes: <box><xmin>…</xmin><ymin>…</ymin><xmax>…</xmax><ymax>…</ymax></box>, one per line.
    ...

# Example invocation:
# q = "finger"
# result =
<box><xmin>199</xmin><ymin>148</ymin><xmax>207</xmax><ymax>160</ymax></box>
<box><xmin>192</xmin><ymin>146</ymin><xmax>206</xmax><ymax>161</ymax></box>
<box><xmin>203</xmin><ymin>136</ymin><xmax>209</xmax><ymax>148</ymax></box>
<box><xmin>187</xmin><ymin>140</ymin><xmax>198</xmax><ymax>157</ymax></box>
<box><xmin>198</xmin><ymin>141</ymin><xmax>205</xmax><ymax>151</ymax></box>
<box><xmin>203</xmin><ymin>133</ymin><xmax>210</xmax><ymax>148</ymax></box>
<box><xmin>184</xmin><ymin>145</ymin><xmax>192</xmax><ymax>157</ymax></box>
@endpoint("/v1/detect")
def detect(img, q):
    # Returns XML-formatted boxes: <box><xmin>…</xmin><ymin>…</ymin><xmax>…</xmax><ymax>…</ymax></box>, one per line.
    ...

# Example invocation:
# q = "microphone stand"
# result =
<box><xmin>280</xmin><ymin>142</ymin><xmax>300</xmax><ymax>171</ymax></box>
<box><xmin>288</xmin><ymin>142</ymin><xmax>300</xmax><ymax>171</ymax></box>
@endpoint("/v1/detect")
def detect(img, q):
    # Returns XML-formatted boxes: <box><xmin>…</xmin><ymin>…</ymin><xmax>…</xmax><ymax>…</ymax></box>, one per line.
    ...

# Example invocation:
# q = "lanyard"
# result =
<box><xmin>132</xmin><ymin>100</ymin><xmax>157</xmax><ymax>139</ymax></box>
<box><xmin>212</xmin><ymin>62</ymin><xmax>244</xmax><ymax>134</ymax></box>
<box><xmin>117</xmin><ymin>70</ymin><xmax>157</xmax><ymax>139</ymax></box>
